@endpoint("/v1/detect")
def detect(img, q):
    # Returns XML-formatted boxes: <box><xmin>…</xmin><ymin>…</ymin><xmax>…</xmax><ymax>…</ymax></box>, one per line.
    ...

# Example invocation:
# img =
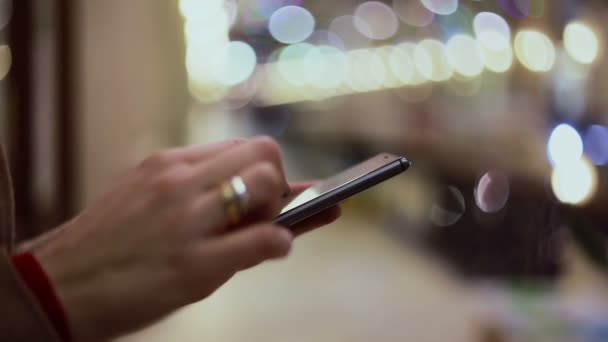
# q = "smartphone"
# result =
<box><xmin>275</xmin><ymin>153</ymin><xmax>411</xmax><ymax>228</ymax></box>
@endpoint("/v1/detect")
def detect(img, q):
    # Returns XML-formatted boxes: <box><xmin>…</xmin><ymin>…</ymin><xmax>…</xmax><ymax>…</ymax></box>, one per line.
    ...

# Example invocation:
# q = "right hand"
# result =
<box><xmin>32</xmin><ymin>137</ymin><xmax>296</xmax><ymax>341</ymax></box>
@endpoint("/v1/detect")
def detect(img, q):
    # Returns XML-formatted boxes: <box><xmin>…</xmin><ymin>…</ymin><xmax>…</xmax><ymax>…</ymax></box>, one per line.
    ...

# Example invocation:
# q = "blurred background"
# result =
<box><xmin>4</xmin><ymin>0</ymin><xmax>608</xmax><ymax>341</ymax></box>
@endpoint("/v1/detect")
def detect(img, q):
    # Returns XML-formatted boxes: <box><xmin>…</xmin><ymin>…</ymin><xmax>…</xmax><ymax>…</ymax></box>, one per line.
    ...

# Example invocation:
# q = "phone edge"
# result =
<box><xmin>275</xmin><ymin>157</ymin><xmax>410</xmax><ymax>228</ymax></box>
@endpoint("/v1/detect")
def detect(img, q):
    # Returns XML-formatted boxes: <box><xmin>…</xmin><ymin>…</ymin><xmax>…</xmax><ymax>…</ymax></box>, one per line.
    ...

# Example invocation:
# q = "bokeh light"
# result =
<box><xmin>446</xmin><ymin>34</ymin><xmax>484</xmax><ymax>77</ymax></box>
<box><xmin>254</xmin><ymin>0</ymin><xmax>302</xmax><ymax>19</ymax></box>
<box><xmin>181</xmin><ymin>0</ymin><xmax>234</xmax><ymax>101</ymax></box>
<box><xmin>307</xmin><ymin>30</ymin><xmax>345</xmax><ymax>50</ymax></box>
<box><xmin>392</xmin><ymin>0</ymin><xmax>435</xmax><ymax>28</ymax></box>
<box><xmin>329</xmin><ymin>15</ymin><xmax>372</xmax><ymax>50</ymax></box>
<box><xmin>180</xmin><ymin>0</ymin><xmax>223</xmax><ymax>17</ymax></box>
<box><xmin>430</xmin><ymin>186</ymin><xmax>465</xmax><ymax>227</ymax></box>
<box><xmin>269</xmin><ymin>6</ymin><xmax>315</xmax><ymax>44</ymax></box>
<box><xmin>395</xmin><ymin>43</ymin><xmax>429</xmax><ymax>85</ymax></box>
<box><xmin>183</xmin><ymin>9</ymin><xmax>229</xmax><ymax>43</ymax></box>
<box><xmin>376</xmin><ymin>46</ymin><xmax>404</xmax><ymax>88</ymax></box>
<box><xmin>346</xmin><ymin>49</ymin><xmax>386</xmax><ymax>92</ymax></box>
<box><xmin>473</xmin><ymin>12</ymin><xmax>513</xmax><ymax>73</ymax></box>
<box><xmin>420</xmin><ymin>0</ymin><xmax>458</xmax><ymax>16</ymax></box>
<box><xmin>551</xmin><ymin>157</ymin><xmax>597</xmax><ymax>205</ymax></box>
<box><xmin>213</xmin><ymin>41</ymin><xmax>257</xmax><ymax>86</ymax></box>
<box><xmin>224</xmin><ymin>0</ymin><xmax>239</xmax><ymax>27</ymax></box>
<box><xmin>547</xmin><ymin>123</ymin><xmax>583</xmax><ymax>166</ymax></box>
<box><xmin>277</xmin><ymin>43</ymin><xmax>314</xmax><ymax>86</ymax></box>
<box><xmin>437</xmin><ymin>5</ymin><xmax>474</xmax><ymax>38</ymax></box>
<box><xmin>474</xmin><ymin>12</ymin><xmax>511</xmax><ymax>51</ymax></box>
<box><xmin>584</xmin><ymin>125</ymin><xmax>608</xmax><ymax>166</ymax></box>
<box><xmin>303</xmin><ymin>45</ymin><xmax>348</xmax><ymax>90</ymax></box>
<box><xmin>414</xmin><ymin>39</ymin><xmax>453</xmax><ymax>82</ymax></box>
<box><xmin>480</xmin><ymin>44</ymin><xmax>513</xmax><ymax>73</ymax></box>
<box><xmin>354</xmin><ymin>1</ymin><xmax>399</xmax><ymax>40</ymax></box>
<box><xmin>475</xmin><ymin>171</ymin><xmax>510</xmax><ymax>213</ymax></box>
<box><xmin>389</xmin><ymin>43</ymin><xmax>419</xmax><ymax>85</ymax></box>
<box><xmin>0</xmin><ymin>45</ymin><xmax>11</xmax><ymax>81</ymax></box>
<box><xmin>514</xmin><ymin>30</ymin><xmax>556</xmax><ymax>73</ymax></box>
<box><xmin>564</xmin><ymin>22</ymin><xmax>600</xmax><ymax>65</ymax></box>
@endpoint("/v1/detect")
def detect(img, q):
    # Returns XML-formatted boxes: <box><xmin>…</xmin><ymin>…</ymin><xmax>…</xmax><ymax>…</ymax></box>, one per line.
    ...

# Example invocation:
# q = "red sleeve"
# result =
<box><xmin>11</xmin><ymin>252</ymin><xmax>72</xmax><ymax>342</ymax></box>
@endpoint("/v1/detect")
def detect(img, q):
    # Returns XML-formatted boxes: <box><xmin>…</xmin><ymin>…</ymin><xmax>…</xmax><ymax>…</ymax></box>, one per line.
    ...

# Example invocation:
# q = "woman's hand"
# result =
<box><xmin>30</xmin><ymin>137</ymin><xmax>339</xmax><ymax>341</ymax></box>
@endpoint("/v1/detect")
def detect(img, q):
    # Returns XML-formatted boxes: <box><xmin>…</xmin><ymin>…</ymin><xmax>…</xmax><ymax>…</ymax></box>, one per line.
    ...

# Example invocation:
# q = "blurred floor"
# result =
<box><xmin>118</xmin><ymin>212</ymin><xmax>482</xmax><ymax>342</ymax></box>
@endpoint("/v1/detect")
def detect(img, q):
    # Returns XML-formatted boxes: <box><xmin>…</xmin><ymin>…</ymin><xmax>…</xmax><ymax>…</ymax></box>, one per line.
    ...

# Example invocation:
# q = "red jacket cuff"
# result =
<box><xmin>11</xmin><ymin>252</ymin><xmax>71</xmax><ymax>342</ymax></box>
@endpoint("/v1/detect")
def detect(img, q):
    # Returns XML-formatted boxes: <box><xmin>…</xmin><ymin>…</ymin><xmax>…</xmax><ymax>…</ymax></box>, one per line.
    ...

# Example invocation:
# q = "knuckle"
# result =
<box><xmin>141</xmin><ymin>150</ymin><xmax>173</xmax><ymax>169</ymax></box>
<box><xmin>251</xmin><ymin>162</ymin><xmax>282</xmax><ymax>192</ymax></box>
<box><xmin>251</xmin><ymin>136</ymin><xmax>281</xmax><ymax>162</ymax></box>
<box><xmin>153</xmin><ymin>166</ymin><xmax>191</xmax><ymax>194</ymax></box>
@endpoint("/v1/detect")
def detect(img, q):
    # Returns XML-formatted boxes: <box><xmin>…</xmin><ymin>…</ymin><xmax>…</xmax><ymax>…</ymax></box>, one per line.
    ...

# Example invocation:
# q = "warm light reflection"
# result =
<box><xmin>310</xmin><ymin>45</ymin><xmax>349</xmax><ymax>90</ymax></box>
<box><xmin>414</xmin><ymin>39</ymin><xmax>453</xmax><ymax>82</ymax></box>
<box><xmin>446</xmin><ymin>34</ymin><xmax>484</xmax><ymax>78</ymax></box>
<box><xmin>277</xmin><ymin>43</ymin><xmax>314</xmax><ymax>86</ymax></box>
<box><xmin>346</xmin><ymin>49</ymin><xmax>386</xmax><ymax>92</ymax></box>
<box><xmin>182</xmin><ymin>0</ymin><xmax>236</xmax><ymax>101</ymax></box>
<box><xmin>181</xmin><ymin>2</ymin><xmax>589</xmax><ymax>106</ymax></box>
<box><xmin>391</xmin><ymin>43</ymin><xmax>427</xmax><ymax>85</ymax></box>
<box><xmin>258</xmin><ymin>42</ymin><xmax>438</xmax><ymax>105</ymax></box>
<box><xmin>0</xmin><ymin>45</ymin><xmax>11</xmax><ymax>81</ymax></box>
<box><xmin>376</xmin><ymin>46</ymin><xmax>403</xmax><ymax>88</ymax></box>
<box><xmin>564</xmin><ymin>22</ymin><xmax>600</xmax><ymax>65</ymax></box>
<box><xmin>551</xmin><ymin>157</ymin><xmax>597</xmax><ymax>205</ymax></box>
<box><xmin>514</xmin><ymin>30</ymin><xmax>555</xmax><ymax>72</ymax></box>
<box><xmin>480</xmin><ymin>44</ymin><xmax>513</xmax><ymax>73</ymax></box>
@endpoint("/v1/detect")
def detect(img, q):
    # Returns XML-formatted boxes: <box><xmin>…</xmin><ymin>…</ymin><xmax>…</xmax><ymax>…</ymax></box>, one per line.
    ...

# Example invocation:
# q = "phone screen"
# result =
<box><xmin>281</xmin><ymin>154</ymin><xmax>404</xmax><ymax>214</ymax></box>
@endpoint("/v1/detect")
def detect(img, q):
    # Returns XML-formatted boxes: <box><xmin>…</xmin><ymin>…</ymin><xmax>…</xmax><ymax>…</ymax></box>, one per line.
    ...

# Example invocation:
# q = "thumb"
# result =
<box><xmin>203</xmin><ymin>224</ymin><xmax>293</xmax><ymax>272</ymax></box>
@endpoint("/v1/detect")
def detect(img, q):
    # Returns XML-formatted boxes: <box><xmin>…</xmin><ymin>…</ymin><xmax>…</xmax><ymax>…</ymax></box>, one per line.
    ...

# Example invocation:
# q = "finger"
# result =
<box><xmin>192</xmin><ymin>136</ymin><xmax>289</xmax><ymax>193</ymax></box>
<box><xmin>164</xmin><ymin>138</ymin><xmax>246</xmax><ymax>164</ymax></box>
<box><xmin>289</xmin><ymin>205</ymin><xmax>342</xmax><ymax>236</ymax></box>
<box><xmin>192</xmin><ymin>162</ymin><xmax>286</xmax><ymax>232</ymax></box>
<box><xmin>200</xmin><ymin>224</ymin><xmax>293</xmax><ymax>273</ymax></box>
<box><xmin>283</xmin><ymin>180</ymin><xmax>318</xmax><ymax>206</ymax></box>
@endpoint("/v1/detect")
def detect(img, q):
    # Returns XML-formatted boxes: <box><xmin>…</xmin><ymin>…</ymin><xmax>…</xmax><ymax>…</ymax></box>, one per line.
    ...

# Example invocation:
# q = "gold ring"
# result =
<box><xmin>220</xmin><ymin>176</ymin><xmax>249</xmax><ymax>224</ymax></box>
